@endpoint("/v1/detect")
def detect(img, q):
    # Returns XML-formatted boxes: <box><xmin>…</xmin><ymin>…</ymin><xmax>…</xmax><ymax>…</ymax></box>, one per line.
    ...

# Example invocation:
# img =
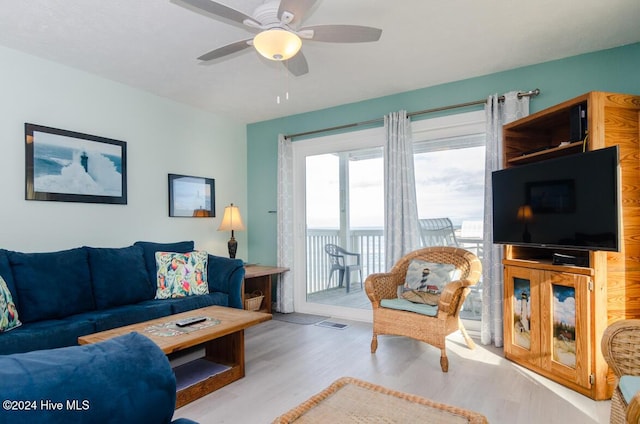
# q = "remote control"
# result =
<box><xmin>175</xmin><ymin>316</ymin><xmax>207</xmax><ymax>327</ymax></box>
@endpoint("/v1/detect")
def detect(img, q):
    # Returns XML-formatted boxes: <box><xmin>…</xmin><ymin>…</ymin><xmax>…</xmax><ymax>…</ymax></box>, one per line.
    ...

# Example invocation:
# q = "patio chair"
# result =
<box><xmin>365</xmin><ymin>246</ymin><xmax>482</xmax><ymax>372</ymax></box>
<box><xmin>324</xmin><ymin>244</ymin><xmax>363</xmax><ymax>293</ymax></box>
<box><xmin>459</xmin><ymin>220</ymin><xmax>484</xmax><ymax>259</ymax></box>
<box><xmin>601</xmin><ymin>319</ymin><xmax>640</xmax><ymax>424</ymax></box>
<box><xmin>419</xmin><ymin>218</ymin><xmax>459</xmax><ymax>247</ymax></box>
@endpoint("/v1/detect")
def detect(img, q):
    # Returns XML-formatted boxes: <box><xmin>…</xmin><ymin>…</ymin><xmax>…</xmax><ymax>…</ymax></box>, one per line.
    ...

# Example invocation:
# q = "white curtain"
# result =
<box><xmin>481</xmin><ymin>92</ymin><xmax>529</xmax><ymax>346</ymax></box>
<box><xmin>384</xmin><ymin>110</ymin><xmax>421</xmax><ymax>270</ymax></box>
<box><xmin>276</xmin><ymin>134</ymin><xmax>294</xmax><ymax>313</ymax></box>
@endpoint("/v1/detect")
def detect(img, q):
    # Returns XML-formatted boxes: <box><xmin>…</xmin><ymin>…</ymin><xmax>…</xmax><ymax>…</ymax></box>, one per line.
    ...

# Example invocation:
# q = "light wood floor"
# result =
<box><xmin>172</xmin><ymin>318</ymin><xmax>611</xmax><ymax>423</ymax></box>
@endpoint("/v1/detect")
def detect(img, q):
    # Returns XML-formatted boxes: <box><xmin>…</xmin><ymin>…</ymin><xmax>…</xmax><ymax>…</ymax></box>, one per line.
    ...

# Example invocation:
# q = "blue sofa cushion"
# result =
<box><xmin>85</xmin><ymin>302</ymin><xmax>174</xmax><ymax>332</ymax></box>
<box><xmin>8</xmin><ymin>248</ymin><xmax>95</xmax><ymax>323</ymax></box>
<box><xmin>157</xmin><ymin>293</ymin><xmax>227</xmax><ymax>314</ymax></box>
<box><xmin>134</xmin><ymin>240</ymin><xmax>194</xmax><ymax>297</ymax></box>
<box><xmin>87</xmin><ymin>245</ymin><xmax>153</xmax><ymax>309</ymax></box>
<box><xmin>0</xmin><ymin>249</ymin><xmax>18</xmax><ymax>310</ymax></box>
<box><xmin>0</xmin><ymin>332</ymin><xmax>178</xmax><ymax>424</ymax></box>
<box><xmin>207</xmin><ymin>254</ymin><xmax>245</xmax><ymax>309</ymax></box>
<box><xmin>0</xmin><ymin>318</ymin><xmax>96</xmax><ymax>355</ymax></box>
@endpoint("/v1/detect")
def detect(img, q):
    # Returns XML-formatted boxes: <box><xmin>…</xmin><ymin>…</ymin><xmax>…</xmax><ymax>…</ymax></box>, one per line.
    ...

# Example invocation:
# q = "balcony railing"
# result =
<box><xmin>306</xmin><ymin>226</ymin><xmax>484</xmax><ymax>295</ymax></box>
<box><xmin>306</xmin><ymin>228</ymin><xmax>385</xmax><ymax>294</ymax></box>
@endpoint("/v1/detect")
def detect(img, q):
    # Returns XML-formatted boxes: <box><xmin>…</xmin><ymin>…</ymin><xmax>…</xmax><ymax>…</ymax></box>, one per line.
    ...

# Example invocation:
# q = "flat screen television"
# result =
<box><xmin>492</xmin><ymin>146</ymin><xmax>620</xmax><ymax>251</ymax></box>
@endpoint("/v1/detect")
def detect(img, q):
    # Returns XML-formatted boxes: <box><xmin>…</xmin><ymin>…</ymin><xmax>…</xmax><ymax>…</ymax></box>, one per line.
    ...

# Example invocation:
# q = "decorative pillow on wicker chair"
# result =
<box><xmin>155</xmin><ymin>251</ymin><xmax>209</xmax><ymax>299</ymax></box>
<box><xmin>402</xmin><ymin>260</ymin><xmax>460</xmax><ymax>305</ymax></box>
<box><xmin>0</xmin><ymin>275</ymin><xmax>21</xmax><ymax>332</ymax></box>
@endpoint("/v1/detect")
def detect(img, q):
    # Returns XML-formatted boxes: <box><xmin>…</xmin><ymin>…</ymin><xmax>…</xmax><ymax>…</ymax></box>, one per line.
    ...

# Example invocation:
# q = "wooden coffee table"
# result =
<box><xmin>78</xmin><ymin>305</ymin><xmax>271</xmax><ymax>408</ymax></box>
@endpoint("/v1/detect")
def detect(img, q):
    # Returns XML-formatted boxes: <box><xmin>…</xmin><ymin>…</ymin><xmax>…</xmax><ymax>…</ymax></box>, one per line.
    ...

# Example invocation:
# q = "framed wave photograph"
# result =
<box><xmin>168</xmin><ymin>174</ymin><xmax>215</xmax><ymax>217</ymax></box>
<box><xmin>25</xmin><ymin>123</ymin><xmax>127</xmax><ymax>204</ymax></box>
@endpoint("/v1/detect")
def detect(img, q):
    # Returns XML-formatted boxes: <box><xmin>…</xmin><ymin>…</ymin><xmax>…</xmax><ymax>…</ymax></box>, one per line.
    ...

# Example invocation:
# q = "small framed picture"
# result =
<box><xmin>526</xmin><ymin>179</ymin><xmax>576</xmax><ymax>214</ymax></box>
<box><xmin>168</xmin><ymin>174</ymin><xmax>215</xmax><ymax>217</ymax></box>
<box><xmin>25</xmin><ymin>123</ymin><xmax>127</xmax><ymax>204</ymax></box>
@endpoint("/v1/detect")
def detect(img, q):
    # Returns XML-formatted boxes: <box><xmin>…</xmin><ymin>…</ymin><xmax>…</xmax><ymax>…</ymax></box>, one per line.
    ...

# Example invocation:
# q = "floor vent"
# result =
<box><xmin>315</xmin><ymin>321</ymin><xmax>348</xmax><ymax>330</ymax></box>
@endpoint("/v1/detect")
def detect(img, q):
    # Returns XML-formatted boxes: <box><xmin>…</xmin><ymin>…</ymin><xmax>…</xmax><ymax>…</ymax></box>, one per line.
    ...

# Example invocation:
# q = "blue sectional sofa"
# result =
<box><xmin>0</xmin><ymin>240</ymin><xmax>244</xmax><ymax>355</ymax></box>
<box><xmin>0</xmin><ymin>332</ymin><xmax>197</xmax><ymax>423</ymax></box>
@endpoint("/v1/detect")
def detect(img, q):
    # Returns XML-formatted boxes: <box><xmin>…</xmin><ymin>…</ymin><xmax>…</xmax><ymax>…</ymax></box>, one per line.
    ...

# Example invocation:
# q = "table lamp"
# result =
<box><xmin>517</xmin><ymin>205</ymin><xmax>533</xmax><ymax>243</ymax></box>
<box><xmin>218</xmin><ymin>203</ymin><xmax>245</xmax><ymax>258</ymax></box>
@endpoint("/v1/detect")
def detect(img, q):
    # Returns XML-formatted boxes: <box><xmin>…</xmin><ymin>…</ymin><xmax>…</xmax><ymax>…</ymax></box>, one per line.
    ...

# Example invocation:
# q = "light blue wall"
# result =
<box><xmin>0</xmin><ymin>45</ymin><xmax>247</xmax><ymax>256</ymax></box>
<box><xmin>247</xmin><ymin>42</ymin><xmax>640</xmax><ymax>265</ymax></box>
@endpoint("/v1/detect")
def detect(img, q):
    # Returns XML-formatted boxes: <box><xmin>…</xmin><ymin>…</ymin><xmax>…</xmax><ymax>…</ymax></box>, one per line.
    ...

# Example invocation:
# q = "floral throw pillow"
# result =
<box><xmin>0</xmin><ymin>275</ymin><xmax>21</xmax><ymax>332</ymax></box>
<box><xmin>155</xmin><ymin>251</ymin><xmax>209</xmax><ymax>299</ymax></box>
<box><xmin>401</xmin><ymin>260</ymin><xmax>461</xmax><ymax>306</ymax></box>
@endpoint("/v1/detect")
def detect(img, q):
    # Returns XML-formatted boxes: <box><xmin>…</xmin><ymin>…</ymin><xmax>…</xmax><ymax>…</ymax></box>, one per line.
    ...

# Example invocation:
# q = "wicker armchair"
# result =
<box><xmin>602</xmin><ymin>319</ymin><xmax>640</xmax><ymax>424</ymax></box>
<box><xmin>365</xmin><ymin>246</ymin><xmax>482</xmax><ymax>372</ymax></box>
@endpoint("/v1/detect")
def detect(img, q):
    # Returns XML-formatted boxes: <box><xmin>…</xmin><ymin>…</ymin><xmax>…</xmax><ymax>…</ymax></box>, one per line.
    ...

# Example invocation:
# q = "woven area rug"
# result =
<box><xmin>272</xmin><ymin>377</ymin><xmax>488</xmax><ymax>424</ymax></box>
<box><xmin>272</xmin><ymin>313</ymin><xmax>329</xmax><ymax>325</ymax></box>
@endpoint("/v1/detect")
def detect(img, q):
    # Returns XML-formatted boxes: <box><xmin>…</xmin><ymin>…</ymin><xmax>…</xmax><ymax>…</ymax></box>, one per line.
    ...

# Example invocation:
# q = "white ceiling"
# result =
<box><xmin>1</xmin><ymin>0</ymin><xmax>639</xmax><ymax>124</ymax></box>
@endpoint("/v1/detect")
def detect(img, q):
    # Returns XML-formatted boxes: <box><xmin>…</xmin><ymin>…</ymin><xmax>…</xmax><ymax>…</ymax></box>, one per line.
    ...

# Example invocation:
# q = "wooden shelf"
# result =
<box><xmin>506</xmin><ymin>141</ymin><xmax>585</xmax><ymax>165</ymax></box>
<box><xmin>502</xmin><ymin>258</ymin><xmax>594</xmax><ymax>276</ymax></box>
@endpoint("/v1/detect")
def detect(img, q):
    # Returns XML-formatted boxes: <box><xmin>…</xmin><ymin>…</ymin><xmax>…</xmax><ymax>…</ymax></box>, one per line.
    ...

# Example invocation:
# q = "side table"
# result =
<box><xmin>243</xmin><ymin>265</ymin><xmax>289</xmax><ymax>314</ymax></box>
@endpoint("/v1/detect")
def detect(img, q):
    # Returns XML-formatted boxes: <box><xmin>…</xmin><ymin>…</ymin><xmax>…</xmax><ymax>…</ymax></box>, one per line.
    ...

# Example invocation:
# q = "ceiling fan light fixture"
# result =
<box><xmin>253</xmin><ymin>29</ymin><xmax>302</xmax><ymax>61</ymax></box>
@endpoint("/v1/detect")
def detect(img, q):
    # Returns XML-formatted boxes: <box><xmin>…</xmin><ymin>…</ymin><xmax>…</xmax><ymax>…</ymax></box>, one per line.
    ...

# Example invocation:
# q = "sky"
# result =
<box><xmin>306</xmin><ymin>145</ymin><xmax>486</xmax><ymax>229</ymax></box>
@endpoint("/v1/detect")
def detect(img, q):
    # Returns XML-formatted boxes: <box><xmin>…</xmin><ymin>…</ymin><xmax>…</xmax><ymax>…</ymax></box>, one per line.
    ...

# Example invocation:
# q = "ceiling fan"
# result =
<box><xmin>176</xmin><ymin>0</ymin><xmax>383</xmax><ymax>76</ymax></box>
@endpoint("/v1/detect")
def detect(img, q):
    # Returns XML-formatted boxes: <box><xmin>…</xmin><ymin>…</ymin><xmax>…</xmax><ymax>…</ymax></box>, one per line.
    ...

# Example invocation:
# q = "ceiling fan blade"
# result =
<box><xmin>300</xmin><ymin>25</ymin><xmax>382</xmax><ymax>43</ymax></box>
<box><xmin>177</xmin><ymin>0</ymin><xmax>260</xmax><ymax>26</ymax></box>
<box><xmin>283</xmin><ymin>51</ymin><xmax>309</xmax><ymax>76</ymax></box>
<box><xmin>278</xmin><ymin>0</ymin><xmax>318</xmax><ymax>26</ymax></box>
<box><xmin>197</xmin><ymin>39</ymin><xmax>252</xmax><ymax>61</ymax></box>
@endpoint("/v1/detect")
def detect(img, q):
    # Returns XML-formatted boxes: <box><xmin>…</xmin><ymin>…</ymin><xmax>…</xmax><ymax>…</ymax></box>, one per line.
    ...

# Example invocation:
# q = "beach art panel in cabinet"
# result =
<box><xmin>552</xmin><ymin>285</ymin><xmax>576</xmax><ymax>369</ymax></box>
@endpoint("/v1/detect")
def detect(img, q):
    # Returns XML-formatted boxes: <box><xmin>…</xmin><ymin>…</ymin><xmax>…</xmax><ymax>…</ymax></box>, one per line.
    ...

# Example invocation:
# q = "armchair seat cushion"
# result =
<box><xmin>380</xmin><ymin>298</ymin><xmax>438</xmax><ymax>316</ymax></box>
<box><xmin>620</xmin><ymin>375</ymin><xmax>640</xmax><ymax>404</ymax></box>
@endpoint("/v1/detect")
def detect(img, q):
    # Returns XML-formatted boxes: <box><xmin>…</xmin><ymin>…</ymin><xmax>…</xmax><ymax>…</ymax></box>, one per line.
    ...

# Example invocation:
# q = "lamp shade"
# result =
<box><xmin>253</xmin><ymin>29</ymin><xmax>302</xmax><ymax>61</ymax></box>
<box><xmin>517</xmin><ymin>205</ymin><xmax>533</xmax><ymax>221</ymax></box>
<box><xmin>218</xmin><ymin>203</ymin><xmax>246</xmax><ymax>232</ymax></box>
<box><xmin>192</xmin><ymin>208</ymin><xmax>210</xmax><ymax>217</ymax></box>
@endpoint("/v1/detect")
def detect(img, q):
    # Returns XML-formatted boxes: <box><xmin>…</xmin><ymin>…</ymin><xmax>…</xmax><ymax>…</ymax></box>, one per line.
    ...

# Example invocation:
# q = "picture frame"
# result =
<box><xmin>25</xmin><ymin>123</ymin><xmax>127</xmax><ymax>204</ymax></box>
<box><xmin>525</xmin><ymin>179</ymin><xmax>576</xmax><ymax>214</ymax></box>
<box><xmin>168</xmin><ymin>174</ymin><xmax>215</xmax><ymax>217</ymax></box>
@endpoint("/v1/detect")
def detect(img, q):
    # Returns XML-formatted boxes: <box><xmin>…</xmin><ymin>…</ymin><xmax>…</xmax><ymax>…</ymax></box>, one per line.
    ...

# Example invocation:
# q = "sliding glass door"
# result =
<box><xmin>293</xmin><ymin>128</ymin><xmax>384</xmax><ymax>321</ymax></box>
<box><xmin>291</xmin><ymin>111</ymin><xmax>486</xmax><ymax>322</ymax></box>
<box><xmin>413</xmin><ymin>135</ymin><xmax>486</xmax><ymax>320</ymax></box>
<box><xmin>305</xmin><ymin>148</ymin><xmax>384</xmax><ymax>309</ymax></box>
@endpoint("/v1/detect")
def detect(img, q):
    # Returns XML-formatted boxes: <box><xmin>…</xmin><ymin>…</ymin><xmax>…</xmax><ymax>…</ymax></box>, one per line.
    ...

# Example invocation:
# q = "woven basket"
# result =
<box><xmin>244</xmin><ymin>291</ymin><xmax>264</xmax><ymax>311</ymax></box>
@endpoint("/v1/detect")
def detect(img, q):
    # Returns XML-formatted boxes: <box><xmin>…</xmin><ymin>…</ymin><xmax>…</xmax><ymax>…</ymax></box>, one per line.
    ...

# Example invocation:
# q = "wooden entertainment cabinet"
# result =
<box><xmin>501</xmin><ymin>91</ymin><xmax>640</xmax><ymax>400</ymax></box>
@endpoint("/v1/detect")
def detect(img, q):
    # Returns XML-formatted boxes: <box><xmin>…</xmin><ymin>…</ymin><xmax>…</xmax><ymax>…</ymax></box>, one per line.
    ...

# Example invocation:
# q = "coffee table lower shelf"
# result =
<box><xmin>174</xmin><ymin>359</ymin><xmax>240</xmax><ymax>408</ymax></box>
<box><xmin>172</xmin><ymin>325</ymin><xmax>249</xmax><ymax>408</ymax></box>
